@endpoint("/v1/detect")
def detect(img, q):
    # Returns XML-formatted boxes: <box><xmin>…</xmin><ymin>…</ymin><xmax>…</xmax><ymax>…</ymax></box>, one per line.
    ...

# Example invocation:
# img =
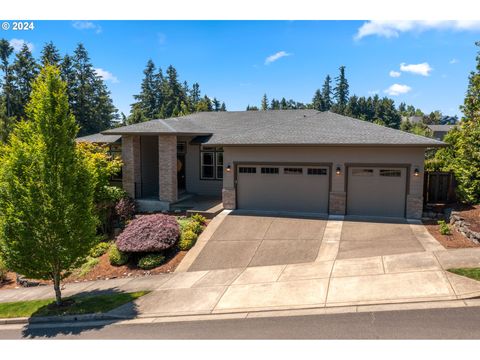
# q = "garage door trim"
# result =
<box><xmin>344</xmin><ymin>163</ymin><xmax>411</xmax><ymax>218</ymax></box>
<box><xmin>234</xmin><ymin>161</ymin><xmax>333</xmax><ymax>211</ymax></box>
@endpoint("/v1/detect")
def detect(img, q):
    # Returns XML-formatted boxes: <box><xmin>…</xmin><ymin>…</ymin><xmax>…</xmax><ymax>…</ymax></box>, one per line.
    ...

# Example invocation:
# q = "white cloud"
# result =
<box><xmin>157</xmin><ymin>33</ymin><xmax>167</xmax><ymax>45</ymax></box>
<box><xmin>384</xmin><ymin>84</ymin><xmax>412</xmax><ymax>96</ymax></box>
<box><xmin>9</xmin><ymin>38</ymin><xmax>34</xmax><ymax>52</ymax></box>
<box><xmin>354</xmin><ymin>20</ymin><xmax>480</xmax><ymax>40</ymax></box>
<box><xmin>265</xmin><ymin>51</ymin><xmax>291</xmax><ymax>65</ymax></box>
<box><xmin>400</xmin><ymin>62</ymin><xmax>432</xmax><ymax>76</ymax></box>
<box><xmin>95</xmin><ymin>68</ymin><xmax>119</xmax><ymax>83</ymax></box>
<box><xmin>72</xmin><ymin>21</ymin><xmax>102</xmax><ymax>34</ymax></box>
<box><xmin>449</xmin><ymin>58</ymin><xmax>459</xmax><ymax>64</ymax></box>
<box><xmin>389</xmin><ymin>70</ymin><xmax>401</xmax><ymax>78</ymax></box>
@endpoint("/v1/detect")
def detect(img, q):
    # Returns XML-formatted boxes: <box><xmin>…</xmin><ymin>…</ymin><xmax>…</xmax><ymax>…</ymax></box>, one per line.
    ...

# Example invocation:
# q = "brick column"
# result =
<box><xmin>329</xmin><ymin>191</ymin><xmax>346</xmax><ymax>215</ymax></box>
<box><xmin>158</xmin><ymin>134</ymin><xmax>177</xmax><ymax>203</ymax></box>
<box><xmin>222</xmin><ymin>188</ymin><xmax>236</xmax><ymax>209</ymax></box>
<box><xmin>406</xmin><ymin>194</ymin><xmax>423</xmax><ymax>219</ymax></box>
<box><xmin>122</xmin><ymin>135</ymin><xmax>141</xmax><ymax>198</ymax></box>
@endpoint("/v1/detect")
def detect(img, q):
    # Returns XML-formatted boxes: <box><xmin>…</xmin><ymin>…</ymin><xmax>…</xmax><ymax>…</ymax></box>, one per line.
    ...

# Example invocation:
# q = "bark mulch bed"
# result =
<box><xmin>423</xmin><ymin>204</ymin><xmax>480</xmax><ymax>249</ymax></box>
<box><xmin>1</xmin><ymin>249</ymin><xmax>187</xmax><ymax>290</ymax></box>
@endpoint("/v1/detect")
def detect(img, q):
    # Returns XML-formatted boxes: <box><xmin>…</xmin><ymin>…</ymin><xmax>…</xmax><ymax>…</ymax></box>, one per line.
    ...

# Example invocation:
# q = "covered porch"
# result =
<box><xmin>121</xmin><ymin>134</ymin><xmax>224</xmax><ymax>213</ymax></box>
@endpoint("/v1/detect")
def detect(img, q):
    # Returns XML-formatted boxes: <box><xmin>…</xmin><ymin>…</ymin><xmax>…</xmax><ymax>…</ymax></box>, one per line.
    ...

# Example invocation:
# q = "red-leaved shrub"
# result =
<box><xmin>115</xmin><ymin>196</ymin><xmax>136</xmax><ymax>223</ymax></box>
<box><xmin>116</xmin><ymin>214</ymin><xmax>180</xmax><ymax>252</ymax></box>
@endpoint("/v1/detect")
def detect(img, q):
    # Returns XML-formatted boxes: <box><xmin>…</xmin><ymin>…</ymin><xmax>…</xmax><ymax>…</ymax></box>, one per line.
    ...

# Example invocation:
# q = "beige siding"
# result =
<box><xmin>180</xmin><ymin>138</ymin><xmax>223</xmax><ymax>196</ymax></box>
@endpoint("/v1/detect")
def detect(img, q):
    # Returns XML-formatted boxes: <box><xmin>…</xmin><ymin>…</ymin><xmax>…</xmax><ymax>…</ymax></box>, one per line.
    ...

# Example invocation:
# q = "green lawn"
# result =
<box><xmin>0</xmin><ymin>291</ymin><xmax>149</xmax><ymax>319</ymax></box>
<box><xmin>448</xmin><ymin>268</ymin><xmax>480</xmax><ymax>281</ymax></box>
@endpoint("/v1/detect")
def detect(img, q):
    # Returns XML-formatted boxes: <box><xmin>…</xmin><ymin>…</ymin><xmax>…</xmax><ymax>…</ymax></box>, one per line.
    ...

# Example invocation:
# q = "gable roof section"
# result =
<box><xmin>103</xmin><ymin>110</ymin><xmax>445</xmax><ymax>147</ymax></box>
<box><xmin>76</xmin><ymin>133</ymin><xmax>122</xmax><ymax>144</ymax></box>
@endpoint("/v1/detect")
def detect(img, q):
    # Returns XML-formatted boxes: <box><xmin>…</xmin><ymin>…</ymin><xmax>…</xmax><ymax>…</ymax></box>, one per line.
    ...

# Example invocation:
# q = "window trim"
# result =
<box><xmin>200</xmin><ymin>146</ymin><xmax>224</xmax><ymax>181</ymax></box>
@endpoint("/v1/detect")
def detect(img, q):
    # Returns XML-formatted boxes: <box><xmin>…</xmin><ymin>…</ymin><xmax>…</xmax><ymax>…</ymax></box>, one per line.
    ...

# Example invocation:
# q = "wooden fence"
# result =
<box><xmin>423</xmin><ymin>171</ymin><xmax>456</xmax><ymax>204</ymax></box>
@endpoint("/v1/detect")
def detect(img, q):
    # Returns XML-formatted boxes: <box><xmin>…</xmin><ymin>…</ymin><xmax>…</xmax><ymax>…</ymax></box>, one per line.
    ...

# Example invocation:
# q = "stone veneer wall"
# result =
<box><xmin>329</xmin><ymin>191</ymin><xmax>346</xmax><ymax>215</ymax></box>
<box><xmin>122</xmin><ymin>135</ymin><xmax>141</xmax><ymax>198</ymax></box>
<box><xmin>222</xmin><ymin>188</ymin><xmax>236</xmax><ymax>209</ymax></box>
<box><xmin>406</xmin><ymin>194</ymin><xmax>423</xmax><ymax>219</ymax></box>
<box><xmin>158</xmin><ymin>134</ymin><xmax>177</xmax><ymax>203</ymax></box>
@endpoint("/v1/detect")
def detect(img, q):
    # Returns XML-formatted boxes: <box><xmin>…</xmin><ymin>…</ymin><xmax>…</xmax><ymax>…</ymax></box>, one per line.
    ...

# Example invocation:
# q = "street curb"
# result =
<box><xmin>0</xmin><ymin>313</ymin><xmax>128</xmax><ymax>325</ymax></box>
<box><xmin>2</xmin><ymin>297</ymin><xmax>480</xmax><ymax>327</ymax></box>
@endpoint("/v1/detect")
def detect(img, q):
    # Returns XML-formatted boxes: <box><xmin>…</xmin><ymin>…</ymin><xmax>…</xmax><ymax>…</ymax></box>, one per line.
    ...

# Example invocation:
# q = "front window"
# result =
<box><xmin>201</xmin><ymin>147</ymin><xmax>223</xmax><ymax>180</ymax></box>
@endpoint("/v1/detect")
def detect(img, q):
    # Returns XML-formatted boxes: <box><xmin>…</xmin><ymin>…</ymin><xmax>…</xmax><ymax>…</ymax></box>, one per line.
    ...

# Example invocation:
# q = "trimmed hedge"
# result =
<box><xmin>109</xmin><ymin>244</ymin><xmax>129</xmax><ymax>266</ymax></box>
<box><xmin>178</xmin><ymin>230</ymin><xmax>198</xmax><ymax>251</ymax></box>
<box><xmin>89</xmin><ymin>242</ymin><xmax>111</xmax><ymax>258</ymax></box>
<box><xmin>137</xmin><ymin>254</ymin><xmax>166</xmax><ymax>270</ymax></box>
<box><xmin>116</xmin><ymin>214</ymin><xmax>180</xmax><ymax>253</ymax></box>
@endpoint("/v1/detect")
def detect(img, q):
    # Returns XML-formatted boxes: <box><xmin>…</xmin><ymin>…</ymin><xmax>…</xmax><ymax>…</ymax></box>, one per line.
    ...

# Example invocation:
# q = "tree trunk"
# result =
<box><xmin>53</xmin><ymin>272</ymin><xmax>62</xmax><ymax>305</ymax></box>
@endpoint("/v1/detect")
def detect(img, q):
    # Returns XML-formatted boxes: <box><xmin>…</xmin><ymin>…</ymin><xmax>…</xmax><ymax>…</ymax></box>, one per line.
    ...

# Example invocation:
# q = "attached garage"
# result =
<box><xmin>346</xmin><ymin>166</ymin><xmax>407</xmax><ymax>218</ymax></box>
<box><xmin>236</xmin><ymin>164</ymin><xmax>330</xmax><ymax>214</ymax></box>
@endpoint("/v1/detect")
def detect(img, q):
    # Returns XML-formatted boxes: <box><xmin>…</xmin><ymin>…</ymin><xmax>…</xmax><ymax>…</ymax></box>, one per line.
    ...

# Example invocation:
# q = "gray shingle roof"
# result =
<box><xmin>76</xmin><ymin>133</ymin><xmax>122</xmax><ymax>144</ymax></box>
<box><xmin>103</xmin><ymin>110</ymin><xmax>445</xmax><ymax>147</ymax></box>
<box><xmin>427</xmin><ymin>124</ymin><xmax>457</xmax><ymax>132</ymax></box>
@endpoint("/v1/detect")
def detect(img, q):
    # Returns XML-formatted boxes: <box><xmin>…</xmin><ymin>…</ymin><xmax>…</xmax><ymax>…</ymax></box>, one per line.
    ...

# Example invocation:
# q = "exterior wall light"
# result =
<box><xmin>414</xmin><ymin>168</ymin><xmax>420</xmax><ymax>177</ymax></box>
<box><xmin>226</xmin><ymin>164</ymin><xmax>232</xmax><ymax>173</ymax></box>
<box><xmin>335</xmin><ymin>166</ymin><xmax>341</xmax><ymax>175</ymax></box>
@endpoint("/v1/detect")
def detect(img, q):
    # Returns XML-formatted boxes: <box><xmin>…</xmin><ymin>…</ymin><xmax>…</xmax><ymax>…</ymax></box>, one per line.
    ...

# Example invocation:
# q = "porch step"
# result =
<box><xmin>186</xmin><ymin>203</ymin><xmax>224</xmax><ymax>219</ymax></box>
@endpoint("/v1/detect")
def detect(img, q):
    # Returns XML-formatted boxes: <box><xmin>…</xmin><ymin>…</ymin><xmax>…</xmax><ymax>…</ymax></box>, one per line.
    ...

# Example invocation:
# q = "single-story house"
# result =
<box><xmin>426</xmin><ymin>124</ymin><xmax>456</xmax><ymax>141</ymax></box>
<box><xmin>103</xmin><ymin>110</ymin><xmax>444</xmax><ymax>219</ymax></box>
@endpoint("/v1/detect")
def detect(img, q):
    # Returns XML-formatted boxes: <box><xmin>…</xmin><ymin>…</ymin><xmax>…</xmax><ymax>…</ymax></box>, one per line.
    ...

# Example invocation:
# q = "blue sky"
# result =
<box><xmin>3</xmin><ymin>20</ymin><xmax>480</xmax><ymax>117</ymax></box>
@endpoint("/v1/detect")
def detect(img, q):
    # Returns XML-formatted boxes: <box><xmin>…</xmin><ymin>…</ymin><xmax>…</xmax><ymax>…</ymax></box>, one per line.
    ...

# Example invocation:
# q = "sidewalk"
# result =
<box><xmin>2</xmin><ymin>247</ymin><xmax>480</xmax><ymax>319</ymax></box>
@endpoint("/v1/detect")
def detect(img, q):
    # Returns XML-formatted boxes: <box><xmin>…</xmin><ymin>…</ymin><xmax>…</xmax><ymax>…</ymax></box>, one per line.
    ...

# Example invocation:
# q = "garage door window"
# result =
<box><xmin>239</xmin><ymin>167</ymin><xmax>256</xmax><ymax>174</ymax></box>
<box><xmin>261</xmin><ymin>167</ymin><xmax>279</xmax><ymax>174</ymax></box>
<box><xmin>284</xmin><ymin>167</ymin><xmax>303</xmax><ymax>175</ymax></box>
<box><xmin>352</xmin><ymin>168</ymin><xmax>374</xmax><ymax>176</ymax></box>
<box><xmin>307</xmin><ymin>168</ymin><xmax>327</xmax><ymax>175</ymax></box>
<box><xmin>380</xmin><ymin>169</ymin><xmax>401</xmax><ymax>177</ymax></box>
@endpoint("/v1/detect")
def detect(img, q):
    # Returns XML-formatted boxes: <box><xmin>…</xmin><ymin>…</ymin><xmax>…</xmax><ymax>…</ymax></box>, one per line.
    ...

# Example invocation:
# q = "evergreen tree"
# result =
<box><xmin>435</xmin><ymin>41</ymin><xmax>480</xmax><ymax>203</ymax></box>
<box><xmin>132</xmin><ymin>60</ymin><xmax>159</xmax><ymax>120</ymax></box>
<box><xmin>191</xmin><ymin>82</ymin><xmax>201</xmax><ymax>105</ymax></box>
<box><xmin>41</xmin><ymin>41</ymin><xmax>61</xmax><ymax>66</ymax></box>
<box><xmin>0</xmin><ymin>65</ymin><xmax>97</xmax><ymax>304</ymax></box>
<box><xmin>60</xmin><ymin>54</ymin><xmax>76</xmax><ymax>105</ymax></box>
<box><xmin>332</xmin><ymin>66</ymin><xmax>349</xmax><ymax>114</ymax></box>
<box><xmin>246</xmin><ymin>105</ymin><xmax>259</xmax><ymax>111</ymax></box>
<box><xmin>212</xmin><ymin>97</ymin><xmax>221</xmax><ymax>111</ymax></box>
<box><xmin>12</xmin><ymin>43</ymin><xmax>39</xmax><ymax>118</ymax></box>
<box><xmin>72</xmin><ymin>43</ymin><xmax>116</xmax><ymax>135</ymax></box>
<box><xmin>321</xmin><ymin>75</ymin><xmax>332</xmax><ymax>110</ymax></box>
<box><xmin>312</xmin><ymin>89</ymin><xmax>323</xmax><ymax>111</ymax></box>
<box><xmin>220</xmin><ymin>102</ymin><xmax>226</xmax><ymax>111</ymax></box>
<box><xmin>280</xmin><ymin>97</ymin><xmax>288</xmax><ymax>110</ymax></box>
<box><xmin>261</xmin><ymin>93</ymin><xmax>268</xmax><ymax>110</ymax></box>
<box><xmin>0</xmin><ymin>39</ymin><xmax>14</xmax><ymax>141</ymax></box>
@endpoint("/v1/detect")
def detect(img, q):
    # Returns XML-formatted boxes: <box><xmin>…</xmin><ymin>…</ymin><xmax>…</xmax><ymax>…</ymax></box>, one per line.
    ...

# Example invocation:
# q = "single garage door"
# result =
<box><xmin>347</xmin><ymin>166</ymin><xmax>407</xmax><ymax>218</ymax></box>
<box><xmin>236</xmin><ymin>165</ymin><xmax>329</xmax><ymax>213</ymax></box>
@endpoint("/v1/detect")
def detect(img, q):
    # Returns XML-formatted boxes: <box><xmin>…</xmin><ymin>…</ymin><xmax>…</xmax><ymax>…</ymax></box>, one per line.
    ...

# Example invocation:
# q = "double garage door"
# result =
<box><xmin>236</xmin><ymin>165</ymin><xmax>330</xmax><ymax>214</ymax></box>
<box><xmin>236</xmin><ymin>164</ymin><xmax>407</xmax><ymax>218</ymax></box>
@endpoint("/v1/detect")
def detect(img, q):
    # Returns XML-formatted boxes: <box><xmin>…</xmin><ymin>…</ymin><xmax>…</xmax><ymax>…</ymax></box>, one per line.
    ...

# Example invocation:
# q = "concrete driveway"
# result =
<box><xmin>187</xmin><ymin>212</ymin><xmax>327</xmax><ymax>271</ymax></box>
<box><xmin>337</xmin><ymin>217</ymin><xmax>427</xmax><ymax>259</ymax></box>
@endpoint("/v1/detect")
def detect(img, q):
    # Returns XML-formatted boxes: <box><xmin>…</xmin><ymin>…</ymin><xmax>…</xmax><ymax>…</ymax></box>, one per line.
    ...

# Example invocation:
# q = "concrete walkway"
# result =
<box><xmin>1</xmin><ymin>212</ymin><xmax>480</xmax><ymax>320</ymax></box>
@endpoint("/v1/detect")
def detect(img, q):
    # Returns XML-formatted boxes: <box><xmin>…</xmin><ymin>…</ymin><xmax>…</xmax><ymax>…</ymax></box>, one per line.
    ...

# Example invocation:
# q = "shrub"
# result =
<box><xmin>137</xmin><ymin>253</ymin><xmax>166</xmax><ymax>270</ymax></box>
<box><xmin>89</xmin><ymin>242</ymin><xmax>111</xmax><ymax>258</ymax></box>
<box><xmin>178</xmin><ymin>230</ymin><xmax>198</xmax><ymax>251</ymax></box>
<box><xmin>177</xmin><ymin>217</ymin><xmax>191</xmax><ymax>231</ymax></box>
<box><xmin>115</xmin><ymin>196</ymin><xmax>136</xmax><ymax>224</ymax></box>
<box><xmin>76</xmin><ymin>256</ymin><xmax>100</xmax><ymax>277</ymax></box>
<box><xmin>116</xmin><ymin>214</ymin><xmax>180</xmax><ymax>253</ymax></box>
<box><xmin>191</xmin><ymin>213</ymin><xmax>207</xmax><ymax>225</ymax></box>
<box><xmin>438</xmin><ymin>220</ymin><xmax>452</xmax><ymax>235</ymax></box>
<box><xmin>109</xmin><ymin>244</ymin><xmax>129</xmax><ymax>266</ymax></box>
<box><xmin>0</xmin><ymin>258</ymin><xmax>7</xmax><ymax>282</ymax></box>
<box><xmin>184</xmin><ymin>220</ymin><xmax>203</xmax><ymax>235</ymax></box>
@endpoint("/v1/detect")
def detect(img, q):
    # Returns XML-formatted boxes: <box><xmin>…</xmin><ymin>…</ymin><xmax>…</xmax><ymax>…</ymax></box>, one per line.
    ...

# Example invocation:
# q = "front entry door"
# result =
<box><xmin>177</xmin><ymin>154</ymin><xmax>186</xmax><ymax>192</ymax></box>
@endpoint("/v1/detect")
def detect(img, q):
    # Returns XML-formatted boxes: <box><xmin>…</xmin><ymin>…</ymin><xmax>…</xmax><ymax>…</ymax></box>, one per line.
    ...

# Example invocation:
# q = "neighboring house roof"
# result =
<box><xmin>76</xmin><ymin>133</ymin><xmax>122</xmax><ymax>144</ymax></box>
<box><xmin>103</xmin><ymin>110</ymin><xmax>445</xmax><ymax>147</ymax></box>
<box><xmin>426</xmin><ymin>125</ymin><xmax>456</xmax><ymax>132</ymax></box>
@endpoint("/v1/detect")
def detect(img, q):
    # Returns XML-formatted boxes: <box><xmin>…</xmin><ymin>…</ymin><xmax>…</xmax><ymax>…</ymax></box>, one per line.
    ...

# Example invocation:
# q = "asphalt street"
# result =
<box><xmin>1</xmin><ymin>306</ymin><xmax>480</xmax><ymax>339</ymax></box>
